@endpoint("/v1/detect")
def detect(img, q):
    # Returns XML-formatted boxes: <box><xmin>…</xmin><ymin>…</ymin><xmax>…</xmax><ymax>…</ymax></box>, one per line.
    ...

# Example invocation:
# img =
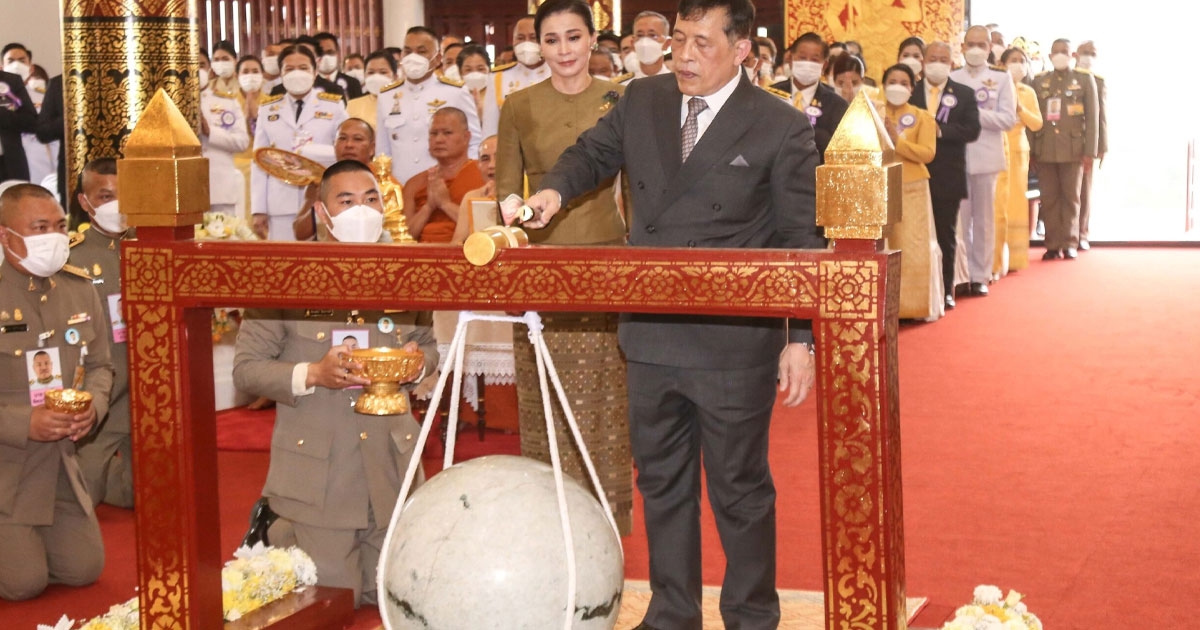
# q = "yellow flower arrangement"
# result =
<box><xmin>195</xmin><ymin>211</ymin><xmax>259</xmax><ymax>241</ymax></box>
<box><xmin>41</xmin><ymin>545</ymin><xmax>317</xmax><ymax>629</ymax></box>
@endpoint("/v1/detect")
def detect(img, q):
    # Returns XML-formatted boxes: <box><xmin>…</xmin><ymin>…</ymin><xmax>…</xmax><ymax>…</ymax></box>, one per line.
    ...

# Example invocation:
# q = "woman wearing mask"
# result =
<box><xmin>250</xmin><ymin>45</ymin><xmax>347</xmax><ymax>239</ymax></box>
<box><xmin>995</xmin><ymin>47</ymin><xmax>1042</xmax><ymax>273</ymax></box>
<box><xmin>830</xmin><ymin>52</ymin><xmax>877</xmax><ymax>103</ymax></box>
<box><xmin>201</xmin><ymin>41</ymin><xmax>251</xmax><ymax>217</ymax></box>
<box><xmin>347</xmin><ymin>50</ymin><xmax>397</xmax><ymax>131</ymax></box>
<box><xmin>897</xmin><ymin>36</ymin><xmax>926</xmax><ymax>81</ymax></box>
<box><xmin>879</xmin><ymin>64</ymin><xmax>943</xmax><ymax>320</ymax></box>
<box><xmin>234</xmin><ymin>56</ymin><xmax>265</xmax><ymax>215</ymax></box>
<box><xmin>457</xmin><ymin>45</ymin><xmax>498</xmax><ymax>139</ymax></box>
<box><xmin>495</xmin><ymin>0</ymin><xmax>632</xmax><ymax>535</ymax></box>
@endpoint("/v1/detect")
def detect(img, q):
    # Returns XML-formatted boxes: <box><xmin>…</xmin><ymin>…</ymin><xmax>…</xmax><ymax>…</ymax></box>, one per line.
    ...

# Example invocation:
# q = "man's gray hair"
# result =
<box><xmin>633</xmin><ymin>10</ymin><xmax>671</xmax><ymax>35</ymax></box>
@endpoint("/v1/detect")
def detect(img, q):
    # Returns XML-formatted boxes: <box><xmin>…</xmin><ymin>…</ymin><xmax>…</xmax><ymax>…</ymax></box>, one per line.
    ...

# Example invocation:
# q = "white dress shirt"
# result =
<box><xmin>679</xmin><ymin>71</ymin><xmax>742</xmax><ymax>144</ymax></box>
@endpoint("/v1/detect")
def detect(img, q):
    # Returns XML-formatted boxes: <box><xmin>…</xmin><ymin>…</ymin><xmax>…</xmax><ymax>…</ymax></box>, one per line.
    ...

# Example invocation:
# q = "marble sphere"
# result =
<box><xmin>380</xmin><ymin>455</ymin><xmax>624</xmax><ymax>629</ymax></box>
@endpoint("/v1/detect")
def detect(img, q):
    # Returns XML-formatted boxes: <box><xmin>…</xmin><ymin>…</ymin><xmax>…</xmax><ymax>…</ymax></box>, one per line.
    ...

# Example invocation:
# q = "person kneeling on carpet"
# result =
<box><xmin>233</xmin><ymin>160</ymin><xmax>437</xmax><ymax>607</ymax></box>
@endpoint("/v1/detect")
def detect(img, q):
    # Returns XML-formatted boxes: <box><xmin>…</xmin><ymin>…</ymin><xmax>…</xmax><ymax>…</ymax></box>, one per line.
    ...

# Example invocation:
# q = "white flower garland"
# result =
<box><xmin>941</xmin><ymin>584</ymin><xmax>1044</xmax><ymax>630</ymax></box>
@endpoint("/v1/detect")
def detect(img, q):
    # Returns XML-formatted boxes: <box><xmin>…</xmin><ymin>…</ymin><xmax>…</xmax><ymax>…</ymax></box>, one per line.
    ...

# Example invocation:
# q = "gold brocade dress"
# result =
<box><xmin>995</xmin><ymin>81</ymin><xmax>1043</xmax><ymax>272</ymax></box>
<box><xmin>496</xmin><ymin>78</ymin><xmax>632</xmax><ymax>534</ymax></box>
<box><xmin>880</xmin><ymin>101</ymin><xmax>944</xmax><ymax>320</ymax></box>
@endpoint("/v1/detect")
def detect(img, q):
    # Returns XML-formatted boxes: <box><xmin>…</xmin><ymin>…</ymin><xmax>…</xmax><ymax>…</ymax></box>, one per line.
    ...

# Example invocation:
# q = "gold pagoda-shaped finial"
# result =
<box><xmin>119</xmin><ymin>89</ymin><xmax>209</xmax><ymax>228</ymax></box>
<box><xmin>815</xmin><ymin>89</ymin><xmax>902</xmax><ymax>241</ymax></box>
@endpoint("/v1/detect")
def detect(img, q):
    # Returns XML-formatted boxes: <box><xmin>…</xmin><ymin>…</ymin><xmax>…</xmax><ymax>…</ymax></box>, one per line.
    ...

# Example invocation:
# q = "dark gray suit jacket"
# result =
<box><xmin>540</xmin><ymin>73</ymin><xmax>825</xmax><ymax>370</ymax></box>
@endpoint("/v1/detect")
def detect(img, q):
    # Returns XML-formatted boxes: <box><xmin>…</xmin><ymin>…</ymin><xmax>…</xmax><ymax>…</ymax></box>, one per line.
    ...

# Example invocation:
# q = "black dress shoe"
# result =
<box><xmin>242</xmin><ymin>497</ymin><xmax>278</xmax><ymax>547</ymax></box>
<box><xmin>1042</xmin><ymin>249</ymin><xmax>1061</xmax><ymax>260</ymax></box>
<box><xmin>944</xmin><ymin>294</ymin><xmax>956</xmax><ymax>310</ymax></box>
<box><xmin>1063</xmin><ymin>247</ymin><xmax>1078</xmax><ymax>259</ymax></box>
<box><xmin>954</xmin><ymin>282</ymin><xmax>971</xmax><ymax>297</ymax></box>
<box><xmin>1078</xmin><ymin>239</ymin><xmax>1090</xmax><ymax>251</ymax></box>
<box><xmin>969</xmin><ymin>282</ymin><xmax>989</xmax><ymax>296</ymax></box>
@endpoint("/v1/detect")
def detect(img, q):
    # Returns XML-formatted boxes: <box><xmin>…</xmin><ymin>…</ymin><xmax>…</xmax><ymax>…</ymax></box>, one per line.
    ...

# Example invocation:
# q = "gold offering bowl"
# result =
<box><xmin>44</xmin><ymin>388</ymin><xmax>93</xmax><ymax>414</ymax></box>
<box><xmin>348</xmin><ymin>348</ymin><xmax>423</xmax><ymax>415</ymax></box>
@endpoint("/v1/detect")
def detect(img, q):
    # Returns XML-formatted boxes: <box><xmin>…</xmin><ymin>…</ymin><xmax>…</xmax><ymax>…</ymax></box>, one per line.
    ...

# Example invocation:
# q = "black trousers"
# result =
<box><xmin>931</xmin><ymin>190</ymin><xmax>964</xmax><ymax>296</ymax></box>
<box><xmin>627</xmin><ymin>359</ymin><xmax>780</xmax><ymax>630</ymax></box>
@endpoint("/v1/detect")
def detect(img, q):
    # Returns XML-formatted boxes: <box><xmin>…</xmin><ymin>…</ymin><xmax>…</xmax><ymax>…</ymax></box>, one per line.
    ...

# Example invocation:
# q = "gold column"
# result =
<box><xmin>61</xmin><ymin>0</ymin><xmax>201</xmax><ymax>209</ymax></box>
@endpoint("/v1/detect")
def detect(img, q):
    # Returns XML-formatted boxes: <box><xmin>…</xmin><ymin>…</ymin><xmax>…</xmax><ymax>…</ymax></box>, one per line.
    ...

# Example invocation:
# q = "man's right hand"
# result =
<box><xmin>29</xmin><ymin>406</ymin><xmax>85</xmax><ymax>442</ymax></box>
<box><xmin>521</xmin><ymin>189</ymin><xmax>563</xmax><ymax>229</ymax></box>
<box><xmin>306</xmin><ymin>344</ymin><xmax>371</xmax><ymax>390</ymax></box>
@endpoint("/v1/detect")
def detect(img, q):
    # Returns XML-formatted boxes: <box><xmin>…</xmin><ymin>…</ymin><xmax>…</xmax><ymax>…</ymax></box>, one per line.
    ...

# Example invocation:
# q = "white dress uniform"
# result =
<box><xmin>251</xmin><ymin>90</ymin><xmax>347</xmax><ymax>240</ymax></box>
<box><xmin>491</xmin><ymin>61</ymin><xmax>550</xmax><ymax>105</ymax></box>
<box><xmin>200</xmin><ymin>86</ymin><xmax>250</xmax><ymax>217</ymax></box>
<box><xmin>374</xmin><ymin>74</ymin><xmax>483</xmax><ymax>186</ymax></box>
<box><xmin>949</xmin><ymin>64</ymin><xmax>1016</xmax><ymax>285</ymax></box>
<box><xmin>20</xmin><ymin>83</ymin><xmax>59</xmax><ymax>190</ymax></box>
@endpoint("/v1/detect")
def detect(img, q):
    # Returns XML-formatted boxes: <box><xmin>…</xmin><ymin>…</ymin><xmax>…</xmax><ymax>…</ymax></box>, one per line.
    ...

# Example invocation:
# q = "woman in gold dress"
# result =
<box><xmin>878</xmin><ymin>63</ymin><xmax>943</xmax><ymax>320</ymax></box>
<box><xmin>495</xmin><ymin>0</ymin><xmax>631</xmax><ymax>534</ymax></box>
<box><xmin>995</xmin><ymin>47</ymin><xmax>1043</xmax><ymax>273</ymax></box>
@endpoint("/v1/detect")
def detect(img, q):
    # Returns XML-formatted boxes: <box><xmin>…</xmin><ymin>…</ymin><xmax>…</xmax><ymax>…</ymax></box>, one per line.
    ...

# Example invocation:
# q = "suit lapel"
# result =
<box><xmin>911</xmin><ymin>79</ymin><xmax>927</xmax><ymax>109</ymax></box>
<box><xmin>653</xmin><ymin>79</ymin><xmax>682</xmax><ymax>183</ymax></box>
<box><xmin>661</xmin><ymin>75</ymin><xmax>757</xmax><ymax>208</ymax></box>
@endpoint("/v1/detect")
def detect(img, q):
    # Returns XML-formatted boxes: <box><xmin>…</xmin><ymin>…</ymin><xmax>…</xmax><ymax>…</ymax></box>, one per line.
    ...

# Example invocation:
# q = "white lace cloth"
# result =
<box><xmin>430</xmin><ymin>311</ymin><xmax>516</xmax><ymax>408</ymax></box>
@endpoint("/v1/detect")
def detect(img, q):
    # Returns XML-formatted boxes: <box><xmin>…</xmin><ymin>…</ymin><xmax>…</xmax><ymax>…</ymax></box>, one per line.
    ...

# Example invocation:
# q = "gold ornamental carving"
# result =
<box><xmin>817</xmin><ymin>91</ymin><xmax>902</xmax><ymax>241</ymax></box>
<box><xmin>119</xmin><ymin>90</ymin><xmax>209</xmax><ymax>227</ymax></box>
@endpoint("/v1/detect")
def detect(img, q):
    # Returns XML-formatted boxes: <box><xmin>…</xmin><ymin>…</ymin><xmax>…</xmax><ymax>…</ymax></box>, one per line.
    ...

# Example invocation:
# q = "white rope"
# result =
<box><xmin>377</xmin><ymin>311</ymin><xmax>623</xmax><ymax>630</ymax></box>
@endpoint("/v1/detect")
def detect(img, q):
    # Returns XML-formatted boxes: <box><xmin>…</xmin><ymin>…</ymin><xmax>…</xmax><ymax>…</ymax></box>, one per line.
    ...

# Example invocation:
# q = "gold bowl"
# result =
<box><xmin>348</xmin><ymin>348</ymin><xmax>423</xmax><ymax>415</ymax></box>
<box><xmin>44</xmin><ymin>388</ymin><xmax>93</xmax><ymax>414</ymax></box>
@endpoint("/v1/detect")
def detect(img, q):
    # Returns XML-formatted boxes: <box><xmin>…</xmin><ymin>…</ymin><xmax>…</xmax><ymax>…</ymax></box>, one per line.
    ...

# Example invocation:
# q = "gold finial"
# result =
<box><xmin>816</xmin><ymin>90</ymin><xmax>902</xmax><ymax>241</ymax></box>
<box><xmin>119</xmin><ymin>89</ymin><xmax>209</xmax><ymax>227</ymax></box>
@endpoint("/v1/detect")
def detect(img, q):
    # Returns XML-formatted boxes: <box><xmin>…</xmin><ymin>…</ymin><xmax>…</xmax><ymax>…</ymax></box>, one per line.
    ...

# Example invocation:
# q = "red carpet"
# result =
<box><xmin>5</xmin><ymin>248</ymin><xmax>1199</xmax><ymax>629</ymax></box>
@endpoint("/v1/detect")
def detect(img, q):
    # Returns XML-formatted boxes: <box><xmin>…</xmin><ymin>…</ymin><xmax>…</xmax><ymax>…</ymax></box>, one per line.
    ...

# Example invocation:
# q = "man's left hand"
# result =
<box><xmin>401</xmin><ymin>341</ymin><xmax>425</xmax><ymax>383</ymax></box>
<box><xmin>778</xmin><ymin>342</ymin><xmax>815</xmax><ymax>407</ymax></box>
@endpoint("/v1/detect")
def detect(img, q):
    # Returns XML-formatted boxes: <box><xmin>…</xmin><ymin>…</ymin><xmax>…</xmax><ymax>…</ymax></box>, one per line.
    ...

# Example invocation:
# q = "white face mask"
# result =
<box><xmin>26</xmin><ymin>77</ymin><xmax>46</xmax><ymax>93</ymax></box>
<box><xmin>324</xmin><ymin>204</ymin><xmax>383</xmax><ymax>243</ymax></box>
<box><xmin>514</xmin><ymin>41</ymin><xmax>542</xmax><ymax>66</ymax></box>
<box><xmin>963</xmin><ymin>47</ymin><xmax>989</xmax><ymax>67</ymax></box>
<box><xmin>463</xmin><ymin>71</ymin><xmax>489</xmax><ymax>91</ymax></box>
<box><xmin>1050</xmin><ymin>53</ymin><xmax>1070</xmax><ymax>71</ymax></box>
<box><xmin>282</xmin><ymin>69</ymin><xmax>315</xmax><ymax>96</ymax></box>
<box><xmin>884</xmin><ymin>84</ymin><xmax>912</xmax><ymax>106</ymax></box>
<box><xmin>623</xmin><ymin>51</ymin><xmax>640</xmax><ymax>74</ymax></box>
<box><xmin>261</xmin><ymin>53</ymin><xmax>280</xmax><ymax>76</ymax></box>
<box><xmin>401</xmin><ymin>52</ymin><xmax>432</xmax><ymax>81</ymax></box>
<box><xmin>898</xmin><ymin>56</ymin><xmax>923</xmax><ymax>76</ymax></box>
<box><xmin>790</xmin><ymin>60</ymin><xmax>823</xmax><ymax>86</ymax></box>
<box><xmin>211</xmin><ymin>60</ymin><xmax>235</xmax><ymax>79</ymax></box>
<box><xmin>1007</xmin><ymin>62</ymin><xmax>1027</xmax><ymax>81</ymax></box>
<box><xmin>6</xmin><ymin>231</ymin><xmax>70</xmax><ymax>278</ymax></box>
<box><xmin>634</xmin><ymin>37</ymin><xmax>664</xmax><ymax>66</ymax></box>
<box><xmin>346</xmin><ymin>68</ymin><xmax>365</xmax><ymax>83</ymax></box>
<box><xmin>924</xmin><ymin>62</ymin><xmax>951</xmax><ymax>84</ymax></box>
<box><xmin>363</xmin><ymin>73</ymin><xmax>392</xmax><ymax>96</ymax></box>
<box><xmin>198</xmin><ymin>68</ymin><xmax>210</xmax><ymax>87</ymax></box>
<box><xmin>88</xmin><ymin>199</ymin><xmax>126</xmax><ymax>234</ymax></box>
<box><xmin>992</xmin><ymin>44</ymin><xmax>1006</xmax><ymax>61</ymax></box>
<box><xmin>1076</xmin><ymin>54</ymin><xmax>1095</xmax><ymax>70</ymax></box>
<box><xmin>317</xmin><ymin>54</ymin><xmax>339</xmax><ymax>75</ymax></box>
<box><xmin>238</xmin><ymin>73</ymin><xmax>264</xmax><ymax>92</ymax></box>
<box><xmin>442</xmin><ymin>65</ymin><xmax>461</xmax><ymax>82</ymax></box>
<box><xmin>4</xmin><ymin>60</ymin><xmax>30</xmax><ymax>81</ymax></box>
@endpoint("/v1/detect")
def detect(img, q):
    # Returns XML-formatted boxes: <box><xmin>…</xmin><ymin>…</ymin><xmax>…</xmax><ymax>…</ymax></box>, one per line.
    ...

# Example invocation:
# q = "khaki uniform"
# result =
<box><xmin>0</xmin><ymin>259</ymin><xmax>113</xmax><ymax>601</ymax></box>
<box><xmin>1077</xmin><ymin>69</ymin><xmax>1106</xmax><ymax>241</ymax></box>
<box><xmin>69</xmin><ymin>229</ymin><xmax>133</xmax><ymax>508</ymax></box>
<box><xmin>1030</xmin><ymin>69</ymin><xmax>1099</xmax><ymax>251</ymax></box>
<box><xmin>233</xmin><ymin>308</ymin><xmax>436</xmax><ymax>606</ymax></box>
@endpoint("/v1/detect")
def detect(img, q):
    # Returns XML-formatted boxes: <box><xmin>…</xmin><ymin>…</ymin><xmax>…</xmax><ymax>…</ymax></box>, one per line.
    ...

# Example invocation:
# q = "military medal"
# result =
<box><xmin>67</xmin><ymin>312</ymin><xmax>90</xmax><ymax>325</ymax></box>
<box><xmin>378</xmin><ymin>317</ymin><xmax>395</xmax><ymax>334</ymax></box>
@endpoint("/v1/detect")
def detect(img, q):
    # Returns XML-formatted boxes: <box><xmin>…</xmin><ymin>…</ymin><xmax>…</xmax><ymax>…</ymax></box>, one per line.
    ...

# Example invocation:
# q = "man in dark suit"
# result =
<box><xmin>34</xmin><ymin>75</ymin><xmax>66</xmax><ymax>210</ymax></box>
<box><xmin>525</xmin><ymin>1</ymin><xmax>824</xmax><ymax>627</ymax></box>
<box><xmin>770</xmin><ymin>31</ymin><xmax>847</xmax><ymax>161</ymax></box>
<box><xmin>314</xmin><ymin>31</ymin><xmax>364</xmax><ymax>100</ymax></box>
<box><xmin>0</xmin><ymin>69</ymin><xmax>36</xmax><ymax>182</ymax></box>
<box><xmin>907</xmin><ymin>41</ymin><xmax>981</xmax><ymax>309</ymax></box>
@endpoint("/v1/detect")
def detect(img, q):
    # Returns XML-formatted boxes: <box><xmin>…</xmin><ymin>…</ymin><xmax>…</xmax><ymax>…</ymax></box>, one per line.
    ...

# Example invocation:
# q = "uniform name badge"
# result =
<box><xmin>333</xmin><ymin>329</ymin><xmax>368</xmax><ymax>390</ymax></box>
<box><xmin>898</xmin><ymin>113</ymin><xmax>916</xmax><ymax>133</ymax></box>
<box><xmin>108</xmin><ymin>293</ymin><xmax>127</xmax><ymax>344</ymax></box>
<box><xmin>26</xmin><ymin>346</ymin><xmax>64</xmax><ymax>406</ymax></box>
<box><xmin>1046</xmin><ymin>97</ymin><xmax>1062</xmax><ymax>122</ymax></box>
<box><xmin>805</xmin><ymin>105</ymin><xmax>822</xmax><ymax>127</ymax></box>
<box><xmin>219</xmin><ymin>109</ymin><xmax>236</xmax><ymax>129</ymax></box>
<box><xmin>974</xmin><ymin>87</ymin><xmax>989</xmax><ymax>104</ymax></box>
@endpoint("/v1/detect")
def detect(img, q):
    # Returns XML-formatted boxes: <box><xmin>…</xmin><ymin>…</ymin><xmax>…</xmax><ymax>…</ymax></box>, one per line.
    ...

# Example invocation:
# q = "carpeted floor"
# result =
<box><xmin>4</xmin><ymin>248</ymin><xmax>1199</xmax><ymax>629</ymax></box>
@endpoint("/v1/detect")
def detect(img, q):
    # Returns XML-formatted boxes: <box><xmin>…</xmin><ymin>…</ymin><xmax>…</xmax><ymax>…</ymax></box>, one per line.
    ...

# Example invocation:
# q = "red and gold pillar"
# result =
<box><xmin>61</xmin><ymin>0</ymin><xmax>202</xmax><ymax>200</ymax></box>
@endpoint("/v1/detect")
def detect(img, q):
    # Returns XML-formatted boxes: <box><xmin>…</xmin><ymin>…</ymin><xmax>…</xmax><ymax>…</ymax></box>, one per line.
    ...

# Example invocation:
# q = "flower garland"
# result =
<box><xmin>195</xmin><ymin>211</ymin><xmax>259</xmax><ymax>241</ymax></box>
<box><xmin>38</xmin><ymin>544</ymin><xmax>317</xmax><ymax>630</ymax></box>
<box><xmin>942</xmin><ymin>585</ymin><xmax>1043</xmax><ymax>630</ymax></box>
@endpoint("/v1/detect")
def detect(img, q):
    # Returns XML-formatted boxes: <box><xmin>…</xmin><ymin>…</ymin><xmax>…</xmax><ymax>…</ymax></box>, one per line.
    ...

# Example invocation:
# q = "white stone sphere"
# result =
<box><xmin>380</xmin><ymin>455</ymin><xmax>624</xmax><ymax>629</ymax></box>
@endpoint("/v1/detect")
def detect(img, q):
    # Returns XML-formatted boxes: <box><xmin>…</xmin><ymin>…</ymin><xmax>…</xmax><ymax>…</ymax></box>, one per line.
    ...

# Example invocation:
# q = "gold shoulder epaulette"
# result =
<box><xmin>1075</xmin><ymin>67</ymin><xmax>1092</xmax><ymax>75</ymax></box>
<box><xmin>492</xmin><ymin>61</ymin><xmax>517</xmax><ymax>73</ymax></box>
<box><xmin>438</xmin><ymin>74</ymin><xmax>464</xmax><ymax>88</ymax></box>
<box><xmin>69</xmin><ymin>230</ymin><xmax>85</xmax><ymax>248</ymax></box>
<box><xmin>61</xmin><ymin>264</ymin><xmax>91</xmax><ymax>280</ymax></box>
<box><xmin>614</xmin><ymin>72</ymin><xmax>634</xmax><ymax>84</ymax></box>
<box><xmin>990</xmin><ymin>65</ymin><xmax>1006</xmax><ymax>72</ymax></box>
<box><xmin>214</xmin><ymin>88</ymin><xmax>238</xmax><ymax>99</ymax></box>
<box><xmin>317</xmin><ymin>91</ymin><xmax>342</xmax><ymax>102</ymax></box>
<box><xmin>763</xmin><ymin>85</ymin><xmax>790</xmax><ymax>100</ymax></box>
<box><xmin>261</xmin><ymin>93</ymin><xmax>284</xmax><ymax>105</ymax></box>
<box><xmin>380</xmin><ymin>78</ymin><xmax>405</xmax><ymax>93</ymax></box>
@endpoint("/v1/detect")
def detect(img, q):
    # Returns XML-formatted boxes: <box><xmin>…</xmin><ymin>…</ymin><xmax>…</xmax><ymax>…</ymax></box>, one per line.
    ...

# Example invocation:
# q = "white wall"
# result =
<box><xmin>383</xmin><ymin>0</ymin><xmax>425</xmax><ymax>48</ymax></box>
<box><xmin>0</xmin><ymin>0</ymin><xmax>62</xmax><ymax>76</ymax></box>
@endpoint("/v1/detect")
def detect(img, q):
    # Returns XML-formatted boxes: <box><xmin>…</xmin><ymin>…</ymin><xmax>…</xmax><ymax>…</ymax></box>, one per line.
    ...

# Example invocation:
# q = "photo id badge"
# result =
<box><xmin>26</xmin><ymin>346</ymin><xmax>64</xmax><ymax>406</ymax></box>
<box><xmin>1046</xmin><ymin>97</ymin><xmax>1062</xmax><ymax>122</ymax></box>
<box><xmin>333</xmin><ymin>328</ymin><xmax>369</xmax><ymax>389</ymax></box>
<box><xmin>108</xmin><ymin>293</ymin><xmax>127</xmax><ymax>344</ymax></box>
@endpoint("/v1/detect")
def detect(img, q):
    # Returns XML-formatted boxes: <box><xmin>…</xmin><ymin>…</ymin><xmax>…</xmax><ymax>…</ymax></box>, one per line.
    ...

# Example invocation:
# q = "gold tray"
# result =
<box><xmin>254</xmin><ymin>147</ymin><xmax>325</xmax><ymax>186</ymax></box>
